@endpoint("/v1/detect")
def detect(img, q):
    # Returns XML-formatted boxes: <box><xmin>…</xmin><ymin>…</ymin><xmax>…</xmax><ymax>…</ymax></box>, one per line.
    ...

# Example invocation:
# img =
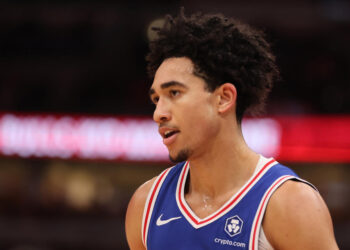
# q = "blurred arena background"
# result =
<box><xmin>0</xmin><ymin>0</ymin><xmax>349</xmax><ymax>249</ymax></box>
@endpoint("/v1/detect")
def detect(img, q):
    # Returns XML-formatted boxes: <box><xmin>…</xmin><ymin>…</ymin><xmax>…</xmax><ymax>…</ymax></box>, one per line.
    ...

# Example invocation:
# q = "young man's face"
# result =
<box><xmin>149</xmin><ymin>57</ymin><xmax>220</xmax><ymax>162</ymax></box>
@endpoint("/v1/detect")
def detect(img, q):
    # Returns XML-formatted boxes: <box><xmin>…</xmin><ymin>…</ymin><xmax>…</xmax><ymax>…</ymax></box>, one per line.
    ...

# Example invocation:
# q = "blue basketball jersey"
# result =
<box><xmin>142</xmin><ymin>157</ymin><xmax>314</xmax><ymax>250</ymax></box>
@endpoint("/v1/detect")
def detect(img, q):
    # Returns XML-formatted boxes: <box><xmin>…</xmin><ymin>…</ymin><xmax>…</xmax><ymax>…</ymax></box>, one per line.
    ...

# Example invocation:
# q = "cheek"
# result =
<box><xmin>183</xmin><ymin>104</ymin><xmax>219</xmax><ymax>140</ymax></box>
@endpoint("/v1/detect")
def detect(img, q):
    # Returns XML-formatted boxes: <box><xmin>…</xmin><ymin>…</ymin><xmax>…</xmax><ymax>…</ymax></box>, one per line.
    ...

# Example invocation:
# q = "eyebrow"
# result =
<box><xmin>148</xmin><ymin>81</ymin><xmax>188</xmax><ymax>97</ymax></box>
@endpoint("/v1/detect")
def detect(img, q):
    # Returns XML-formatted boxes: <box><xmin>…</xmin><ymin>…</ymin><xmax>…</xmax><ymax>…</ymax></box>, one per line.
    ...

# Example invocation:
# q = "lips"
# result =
<box><xmin>159</xmin><ymin>126</ymin><xmax>180</xmax><ymax>146</ymax></box>
<box><xmin>164</xmin><ymin>130</ymin><xmax>178</xmax><ymax>138</ymax></box>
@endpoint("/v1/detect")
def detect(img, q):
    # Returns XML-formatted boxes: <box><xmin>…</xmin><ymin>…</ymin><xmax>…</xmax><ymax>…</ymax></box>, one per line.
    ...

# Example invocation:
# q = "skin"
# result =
<box><xmin>125</xmin><ymin>57</ymin><xmax>339</xmax><ymax>250</ymax></box>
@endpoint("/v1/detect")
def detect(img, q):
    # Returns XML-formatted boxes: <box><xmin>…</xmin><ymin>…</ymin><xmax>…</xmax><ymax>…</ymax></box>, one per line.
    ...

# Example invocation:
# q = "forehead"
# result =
<box><xmin>151</xmin><ymin>57</ymin><xmax>195</xmax><ymax>89</ymax></box>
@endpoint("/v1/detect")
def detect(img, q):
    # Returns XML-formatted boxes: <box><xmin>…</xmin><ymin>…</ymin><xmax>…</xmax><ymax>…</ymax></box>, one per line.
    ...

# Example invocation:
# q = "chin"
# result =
<box><xmin>169</xmin><ymin>148</ymin><xmax>191</xmax><ymax>163</ymax></box>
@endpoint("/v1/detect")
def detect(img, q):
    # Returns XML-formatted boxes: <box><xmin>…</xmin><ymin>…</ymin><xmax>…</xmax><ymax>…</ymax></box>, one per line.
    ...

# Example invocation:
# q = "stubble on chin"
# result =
<box><xmin>169</xmin><ymin>148</ymin><xmax>191</xmax><ymax>163</ymax></box>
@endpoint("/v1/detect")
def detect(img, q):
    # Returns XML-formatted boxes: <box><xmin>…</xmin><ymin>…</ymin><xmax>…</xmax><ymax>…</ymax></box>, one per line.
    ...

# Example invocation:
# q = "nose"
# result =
<box><xmin>153</xmin><ymin>98</ymin><xmax>171</xmax><ymax>124</ymax></box>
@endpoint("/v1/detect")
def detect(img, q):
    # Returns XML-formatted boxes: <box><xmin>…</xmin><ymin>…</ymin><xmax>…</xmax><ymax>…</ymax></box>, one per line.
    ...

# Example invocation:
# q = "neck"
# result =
<box><xmin>186</xmin><ymin>123</ymin><xmax>260</xmax><ymax>199</ymax></box>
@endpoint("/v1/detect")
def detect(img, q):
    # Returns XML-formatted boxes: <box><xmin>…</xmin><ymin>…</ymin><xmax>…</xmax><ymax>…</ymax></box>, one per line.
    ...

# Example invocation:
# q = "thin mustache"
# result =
<box><xmin>158</xmin><ymin>123</ymin><xmax>179</xmax><ymax>130</ymax></box>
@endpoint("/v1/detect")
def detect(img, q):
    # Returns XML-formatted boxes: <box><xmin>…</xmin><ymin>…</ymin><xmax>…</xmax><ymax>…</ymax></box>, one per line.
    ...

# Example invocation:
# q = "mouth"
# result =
<box><xmin>159</xmin><ymin>127</ymin><xmax>180</xmax><ymax>146</ymax></box>
<box><xmin>164</xmin><ymin>130</ymin><xmax>179</xmax><ymax>139</ymax></box>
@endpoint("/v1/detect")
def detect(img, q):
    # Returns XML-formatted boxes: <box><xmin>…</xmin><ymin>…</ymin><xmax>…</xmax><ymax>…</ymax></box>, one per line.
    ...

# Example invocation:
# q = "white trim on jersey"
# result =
<box><xmin>249</xmin><ymin>175</ymin><xmax>294</xmax><ymax>250</ymax></box>
<box><xmin>249</xmin><ymin>175</ymin><xmax>318</xmax><ymax>250</ymax></box>
<box><xmin>176</xmin><ymin>158</ymin><xmax>278</xmax><ymax>229</ymax></box>
<box><xmin>141</xmin><ymin>167</ymin><xmax>172</xmax><ymax>247</ymax></box>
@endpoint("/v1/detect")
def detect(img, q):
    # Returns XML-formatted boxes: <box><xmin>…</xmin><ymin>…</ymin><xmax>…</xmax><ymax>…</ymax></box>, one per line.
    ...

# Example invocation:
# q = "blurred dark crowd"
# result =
<box><xmin>1</xmin><ymin>0</ymin><xmax>349</xmax><ymax>116</ymax></box>
<box><xmin>0</xmin><ymin>1</ymin><xmax>349</xmax><ymax>250</ymax></box>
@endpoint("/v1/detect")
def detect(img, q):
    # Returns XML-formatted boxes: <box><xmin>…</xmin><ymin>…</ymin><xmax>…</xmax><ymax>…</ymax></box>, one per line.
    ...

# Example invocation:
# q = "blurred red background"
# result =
<box><xmin>0</xmin><ymin>1</ymin><xmax>349</xmax><ymax>249</ymax></box>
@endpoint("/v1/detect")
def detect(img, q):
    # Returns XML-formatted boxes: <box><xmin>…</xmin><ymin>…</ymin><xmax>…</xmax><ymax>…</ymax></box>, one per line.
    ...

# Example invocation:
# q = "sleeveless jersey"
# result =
<box><xmin>142</xmin><ymin>157</ymin><xmax>315</xmax><ymax>250</ymax></box>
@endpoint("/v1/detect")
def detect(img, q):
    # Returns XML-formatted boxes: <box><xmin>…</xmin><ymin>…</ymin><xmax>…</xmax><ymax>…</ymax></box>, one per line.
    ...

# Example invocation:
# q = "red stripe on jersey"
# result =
<box><xmin>142</xmin><ymin>168</ymin><xmax>170</xmax><ymax>245</ymax></box>
<box><xmin>177</xmin><ymin>162</ymin><xmax>198</xmax><ymax>223</ymax></box>
<box><xmin>251</xmin><ymin>175</ymin><xmax>292</xmax><ymax>250</ymax></box>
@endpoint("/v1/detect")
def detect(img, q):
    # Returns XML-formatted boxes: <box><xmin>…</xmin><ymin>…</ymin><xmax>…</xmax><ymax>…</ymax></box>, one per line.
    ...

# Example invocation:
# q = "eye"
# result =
<box><xmin>170</xmin><ymin>90</ymin><xmax>180</xmax><ymax>97</ymax></box>
<box><xmin>152</xmin><ymin>96</ymin><xmax>159</xmax><ymax>104</ymax></box>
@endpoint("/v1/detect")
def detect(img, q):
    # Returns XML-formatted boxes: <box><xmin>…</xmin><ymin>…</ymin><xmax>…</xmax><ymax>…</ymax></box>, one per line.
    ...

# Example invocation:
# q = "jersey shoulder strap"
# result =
<box><xmin>249</xmin><ymin>162</ymin><xmax>317</xmax><ymax>250</ymax></box>
<box><xmin>141</xmin><ymin>162</ymin><xmax>186</xmax><ymax>247</ymax></box>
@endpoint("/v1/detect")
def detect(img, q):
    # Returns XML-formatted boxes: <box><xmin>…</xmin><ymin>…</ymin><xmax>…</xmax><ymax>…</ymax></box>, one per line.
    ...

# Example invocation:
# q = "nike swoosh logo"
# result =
<box><xmin>156</xmin><ymin>214</ymin><xmax>182</xmax><ymax>226</ymax></box>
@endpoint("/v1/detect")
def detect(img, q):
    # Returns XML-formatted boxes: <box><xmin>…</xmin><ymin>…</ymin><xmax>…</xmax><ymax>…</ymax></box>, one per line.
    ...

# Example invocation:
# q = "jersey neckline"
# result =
<box><xmin>175</xmin><ymin>156</ymin><xmax>277</xmax><ymax>229</ymax></box>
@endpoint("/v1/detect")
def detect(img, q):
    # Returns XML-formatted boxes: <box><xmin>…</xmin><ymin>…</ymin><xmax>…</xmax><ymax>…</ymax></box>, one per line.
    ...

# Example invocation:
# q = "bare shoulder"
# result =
<box><xmin>263</xmin><ymin>180</ymin><xmax>339</xmax><ymax>250</ymax></box>
<box><xmin>125</xmin><ymin>176</ymin><xmax>157</xmax><ymax>250</ymax></box>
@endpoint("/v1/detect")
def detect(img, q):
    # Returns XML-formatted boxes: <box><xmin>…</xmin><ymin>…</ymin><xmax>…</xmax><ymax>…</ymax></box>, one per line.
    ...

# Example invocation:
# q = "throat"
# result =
<box><xmin>202</xmin><ymin>195</ymin><xmax>213</xmax><ymax>210</ymax></box>
<box><xmin>184</xmin><ymin>172</ymin><xmax>237</xmax><ymax>219</ymax></box>
<box><xmin>184</xmin><ymin>191</ymin><xmax>233</xmax><ymax>219</ymax></box>
<box><xmin>183</xmin><ymin>162</ymin><xmax>257</xmax><ymax>219</ymax></box>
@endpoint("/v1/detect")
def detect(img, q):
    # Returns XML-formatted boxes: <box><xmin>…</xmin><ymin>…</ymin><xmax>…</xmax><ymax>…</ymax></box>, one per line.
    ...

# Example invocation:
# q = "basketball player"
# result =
<box><xmin>126</xmin><ymin>10</ymin><xmax>339</xmax><ymax>249</ymax></box>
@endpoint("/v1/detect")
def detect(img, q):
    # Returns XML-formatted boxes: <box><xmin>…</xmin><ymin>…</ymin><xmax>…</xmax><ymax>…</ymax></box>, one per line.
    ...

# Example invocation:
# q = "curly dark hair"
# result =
<box><xmin>146</xmin><ymin>9</ymin><xmax>279</xmax><ymax>122</ymax></box>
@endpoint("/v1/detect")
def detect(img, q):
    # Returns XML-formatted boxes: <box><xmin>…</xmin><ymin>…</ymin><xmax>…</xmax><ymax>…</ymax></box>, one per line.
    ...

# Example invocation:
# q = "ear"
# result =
<box><xmin>216</xmin><ymin>83</ymin><xmax>237</xmax><ymax>114</ymax></box>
